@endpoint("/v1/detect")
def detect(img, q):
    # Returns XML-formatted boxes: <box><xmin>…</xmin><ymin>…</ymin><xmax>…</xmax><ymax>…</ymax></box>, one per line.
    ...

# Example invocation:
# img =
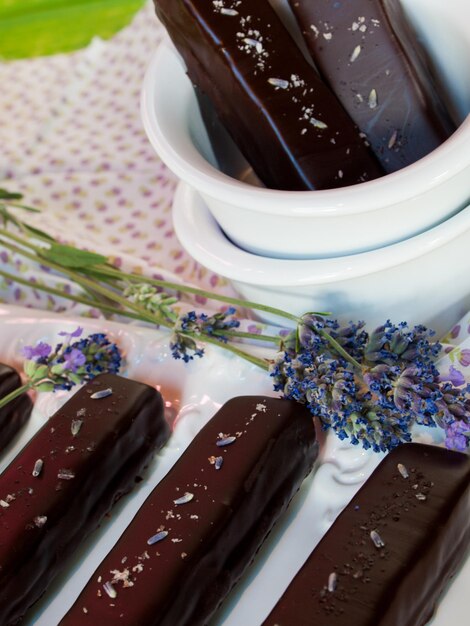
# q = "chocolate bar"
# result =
<box><xmin>60</xmin><ymin>396</ymin><xmax>318</xmax><ymax>625</ymax></box>
<box><xmin>0</xmin><ymin>363</ymin><xmax>32</xmax><ymax>450</ymax></box>
<box><xmin>154</xmin><ymin>0</ymin><xmax>383</xmax><ymax>190</ymax></box>
<box><xmin>0</xmin><ymin>373</ymin><xmax>170</xmax><ymax>625</ymax></box>
<box><xmin>289</xmin><ymin>0</ymin><xmax>456</xmax><ymax>173</ymax></box>
<box><xmin>263</xmin><ymin>443</ymin><xmax>470</xmax><ymax>625</ymax></box>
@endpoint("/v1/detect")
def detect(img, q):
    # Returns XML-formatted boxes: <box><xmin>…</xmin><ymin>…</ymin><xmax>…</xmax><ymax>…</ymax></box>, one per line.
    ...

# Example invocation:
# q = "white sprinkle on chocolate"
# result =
<box><xmin>103</xmin><ymin>581</ymin><xmax>117</xmax><ymax>599</ymax></box>
<box><xmin>32</xmin><ymin>459</ymin><xmax>44</xmax><ymax>477</ymax></box>
<box><xmin>370</xmin><ymin>529</ymin><xmax>385</xmax><ymax>548</ymax></box>
<box><xmin>34</xmin><ymin>515</ymin><xmax>47</xmax><ymax>528</ymax></box>
<box><xmin>415</xmin><ymin>493</ymin><xmax>427</xmax><ymax>501</ymax></box>
<box><xmin>397</xmin><ymin>463</ymin><xmax>409</xmax><ymax>479</ymax></box>
<box><xmin>311</xmin><ymin>118</ymin><xmax>328</xmax><ymax>130</ymax></box>
<box><xmin>388</xmin><ymin>130</ymin><xmax>398</xmax><ymax>149</ymax></box>
<box><xmin>256</xmin><ymin>403</ymin><xmax>267</xmax><ymax>412</ymax></box>
<box><xmin>0</xmin><ymin>499</ymin><xmax>9</xmax><ymax>508</ymax></box>
<box><xmin>57</xmin><ymin>469</ymin><xmax>75</xmax><ymax>480</ymax></box>
<box><xmin>90</xmin><ymin>388</ymin><xmax>113</xmax><ymax>400</ymax></box>
<box><xmin>220</xmin><ymin>8</ymin><xmax>238</xmax><ymax>16</ymax></box>
<box><xmin>216</xmin><ymin>436</ymin><xmax>236</xmax><ymax>447</ymax></box>
<box><xmin>71</xmin><ymin>419</ymin><xmax>83</xmax><ymax>436</ymax></box>
<box><xmin>328</xmin><ymin>572</ymin><xmax>338</xmax><ymax>592</ymax></box>
<box><xmin>147</xmin><ymin>530</ymin><xmax>168</xmax><ymax>546</ymax></box>
<box><xmin>350</xmin><ymin>45</ymin><xmax>361</xmax><ymax>62</ymax></box>
<box><xmin>215</xmin><ymin>456</ymin><xmax>223</xmax><ymax>470</ymax></box>
<box><xmin>174</xmin><ymin>492</ymin><xmax>194</xmax><ymax>506</ymax></box>
<box><xmin>268</xmin><ymin>77</ymin><xmax>289</xmax><ymax>89</ymax></box>
<box><xmin>368</xmin><ymin>89</ymin><xmax>378</xmax><ymax>109</ymax></box>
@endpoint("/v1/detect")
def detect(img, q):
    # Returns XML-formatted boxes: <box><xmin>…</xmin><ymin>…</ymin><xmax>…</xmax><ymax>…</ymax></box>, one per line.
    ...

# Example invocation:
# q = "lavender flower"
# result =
<box><xmin>22</xmin><ymin>328</ymin><xmax>122</xmax><ymax>392</ymax></box>
<box><xmin>170</xmin><ymin>308</ymin><xmax>240</xmax><ymax>362</ymax></box>
<box><xmin>271</xmin><ymin>319</ymin><xmax>469</xmax><ymax>453</ymax></box>
<box><xmin>21</xmin><ymin>342</ymin><xmax>51</xmax><ymax>361</ymax></box>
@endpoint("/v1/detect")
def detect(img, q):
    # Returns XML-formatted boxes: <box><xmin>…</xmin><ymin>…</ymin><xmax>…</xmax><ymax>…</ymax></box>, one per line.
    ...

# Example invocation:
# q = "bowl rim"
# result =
<box><xmin>142</xmin><ymin>41</ymin><xmax>470</xmax><ymax>217</ymax></box>
<box><xmin>173</xmin><ymin>182</ymin><xmax>470</xmax><ymax>287</ymax></box>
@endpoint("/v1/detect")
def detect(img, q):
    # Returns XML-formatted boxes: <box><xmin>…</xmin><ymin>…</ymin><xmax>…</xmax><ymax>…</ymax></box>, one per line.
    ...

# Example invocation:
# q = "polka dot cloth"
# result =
<box><xmin>0</xmin><ymin>1</ymin><xmax>235</xmax><ymax>314</ymax></box>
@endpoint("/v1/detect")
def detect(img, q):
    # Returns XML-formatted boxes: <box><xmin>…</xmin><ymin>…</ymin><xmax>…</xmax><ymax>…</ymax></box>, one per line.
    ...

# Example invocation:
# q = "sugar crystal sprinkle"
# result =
<box><xmin>327</xmin><ymin>572</ymin><xmax>338</xmax><ymax>592</ymax></box>
<box><xmin>415</xmin><ymin>493</ymin><xmax>427</xmax><ymax>501</ymax></box>
<box><xmin>174</xmin><ymin>492</ymin><xmax>194</xmax><ymax>506</ymax></box>
<box><xmin>90</xmin><ymin>388</ymin><xmax>113</xmax><ymax>400</ymax></box>
<box><xmin>216</xmin><ymin>436</ymin><xmax>236</xmax><ymax>447</ymax></box>
<box><xmin>368</xmin><ymin>88</ymin><xmax>378</xmax><ymax>109</ymax></box>
<box><xmin>397</xmin><ymin>463</ymin><xmax>409</xmax><ymax>479</ymax></box>
<box><xmin>71</xmin><ymin>419</ymin><xmax>83</xmax><ymax>436</ymax></box>
<box><xmin>34</xmin><ymin>515</ymin><xmax>47</xmax><ymax>528</ymax></box>
<box><xmin>215</xmin><ymin>456</ymin><xmax>223</xmax><ymax>470</ymax></box>
<box><xmin>370</xmin><ymin>529</ymin><xmax>385</xmax><ymax>548</ymax></box>
<box><xmin>147</xmin><ymin>530</ymin><xmax>168</xmax><ymax>546</ymax></box>
<box><xmin>103</xmin><ymin>581</ymin><xmax>117</xmax><ymax>599</ymax></box>
<box><xmin>57</xmin><ymin>469</ymin><xmax>75</xmax><ymax>480</ymax></box>
<box><xmin>32</xmin><ymin>459</ymin><xmax>44</xmax><ymax>477</ymax></box>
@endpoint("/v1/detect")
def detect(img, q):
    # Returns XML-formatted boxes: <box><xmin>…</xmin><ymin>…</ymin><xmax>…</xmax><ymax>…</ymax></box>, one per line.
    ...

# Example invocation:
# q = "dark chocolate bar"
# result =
<box><xmin>263</xmin><ymin>443</ymin><xmax>470</xmax><ymax>626</ymax></box>
<box><xmin>60</xmin><ymin>396</ymin><xmax>318</xmax><ymax>625</ymax></box>
<box><xmin>289</xmin><ymin>0</ymin><xmax>456</xmax><ymax>173</ymax></box>
<box><xmin>0</xmin><ymin>363</ymin><xmax>32</xmax><ymax>450</ymax></box>
<box><xmin>0</xmin><ymin>373</ymin><xmax>170</xmax><ymax>625</ymax></box>
<box><xmin>154</xmin><ymin>0</ymin><xmax>383</xmax><ymax>190</ymax></box>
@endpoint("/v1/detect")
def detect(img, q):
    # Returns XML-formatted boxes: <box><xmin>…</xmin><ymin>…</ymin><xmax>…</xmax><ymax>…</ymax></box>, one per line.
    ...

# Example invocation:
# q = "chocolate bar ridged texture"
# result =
<box><xmin>60</xmin><ymin>396</ymin><xmax>318</xmax><ymax>625</ymax></box>
<box><xmin>154</xmin><ymin>0</ymin><xmax>383</xmax><ymax>190</ymax></box>
<box><xmin>0</xmin><ymin>363</ymin><xmax>33</xmax><ymax>450</ymax></box>
<box><xmin>263</xmin><ymin>443</ymin><xmax>470</xmax><ymax>626</ymax></box>
<box><xmin>289</xmin><ymin>0</ymin><xmax>456</xmax><ymax>173</ymax></box>
<box><xmin>0</xmin><ymin>373</ymin><xmax>169</xmax><ymax>625</ymax></box>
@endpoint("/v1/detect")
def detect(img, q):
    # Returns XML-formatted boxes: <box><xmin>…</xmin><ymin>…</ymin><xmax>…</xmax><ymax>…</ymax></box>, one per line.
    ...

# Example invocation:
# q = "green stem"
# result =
<box><xmin>81</xmin><ymin>265</ymin><xmax>301</xmax><ymax>324</ymax></box>
<box><xmin>214</xmin><ymin>330</ymin><xmax>282</xmax><ymax>344</ymax></box>
<box><xmin>0</xmin><ymin>267</ymin><xmax>144</xmax><ymax>322</ymax></box>
<box><xmin>0</xmin><ymin>381</ymin><xmax>34</xmax><ymax>410</ymax></box>
<box><xmin>319</xmin><ymin>329</ymin><xmax>363</xmax><ymax>370</ymax></box>
<box><xmin>191</xmin><ymin>334</ymin><xmax>270</xmax><ymax>370</ymax></box>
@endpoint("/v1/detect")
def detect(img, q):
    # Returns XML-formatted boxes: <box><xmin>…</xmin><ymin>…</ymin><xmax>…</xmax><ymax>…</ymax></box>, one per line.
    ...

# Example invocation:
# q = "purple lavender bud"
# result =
<box><xmin>22</xmin><ymin>342</ymin><xmax>52</xmax><ymax>360</ymax></box>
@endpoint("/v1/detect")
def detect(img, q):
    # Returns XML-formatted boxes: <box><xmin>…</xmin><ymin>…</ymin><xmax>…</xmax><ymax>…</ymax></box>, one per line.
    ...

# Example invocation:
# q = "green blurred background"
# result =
<box><xmin>0</xmin><ymin>0</ymin><xmax>145</xmax><ymax>60</ymax></box>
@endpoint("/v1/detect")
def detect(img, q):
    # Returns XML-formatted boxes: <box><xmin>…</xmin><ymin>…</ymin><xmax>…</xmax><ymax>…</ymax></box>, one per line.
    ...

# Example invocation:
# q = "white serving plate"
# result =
<box><xmin>0</xmin><ymin>304</ymin><xmax>467</xmax><ymax>625</ymax></box>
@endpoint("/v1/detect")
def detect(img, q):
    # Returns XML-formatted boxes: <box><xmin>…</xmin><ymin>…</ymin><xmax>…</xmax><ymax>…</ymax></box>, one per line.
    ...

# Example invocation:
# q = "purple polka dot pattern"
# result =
<box><xmin>0</xmin><ymin>1</ymin><xmax>236</xmax><ymax>313</ymax></box>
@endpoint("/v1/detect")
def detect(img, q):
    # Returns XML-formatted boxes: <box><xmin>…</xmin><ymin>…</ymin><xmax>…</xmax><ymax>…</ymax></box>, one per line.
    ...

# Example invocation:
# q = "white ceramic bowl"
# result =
<box><xmin>173</xmin><ymin>182</ymin><xmax>470</xmax><ymax>335</ymax></box>
<box><xmin>142</xmin><ymin>0</ymin><xmax>470</xmax><ymax>259</ymax></box>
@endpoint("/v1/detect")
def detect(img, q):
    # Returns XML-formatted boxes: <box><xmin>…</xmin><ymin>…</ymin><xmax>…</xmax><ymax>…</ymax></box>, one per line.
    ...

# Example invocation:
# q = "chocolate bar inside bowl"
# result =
<box><xmin>154</xmin><ymin>0</ymin><xmax>383</xmax><ymax>190</ymax></box>
<box><xmin>288</xmin><ymin>0</ymin><xmax>456</xmax><ymax>173</ymax></box>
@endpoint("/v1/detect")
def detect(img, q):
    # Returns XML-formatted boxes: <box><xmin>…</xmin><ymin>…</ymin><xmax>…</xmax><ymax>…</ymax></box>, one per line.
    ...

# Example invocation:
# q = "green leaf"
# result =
<box><xmin>31</xmin><ymin>364</ymin><xmax>49</xmax><ymax>381</ymax></box>
<box><xmin>35</xmin><ymin>382</ymin><xmax>54</xmax><ymax>393</ymax></box>
<box><xmin>50</xmin><ymin>364</ymin><xmax>64</xmax><ymax>375</ymax></box>
<box><xmin>39</xmin><ymin>243</ymin><xmax>108</xmax><ymax>269</ymax></box>
<box><xmin>24</xmin><ymin>359</ymin><xmax>37</xmax><ymax>378</ymax></box>
<box><xmin>0</xmin><ymin>188</ymin><xmax>23</xmax><ymax>201</ymax></box>
<box><xmin>68</xmin><ymin>372</ymin><xmax>82</xmax><ymax>385</ymax></box>
<box><xmin>0</xmin><ymin>0</ymin><xmax>145</xmax><ymax>60</ymax></box>
<box><xmin>24</xmin><ymin>224</ymin><xmax>55</xmax><ymax>241</ymax></box>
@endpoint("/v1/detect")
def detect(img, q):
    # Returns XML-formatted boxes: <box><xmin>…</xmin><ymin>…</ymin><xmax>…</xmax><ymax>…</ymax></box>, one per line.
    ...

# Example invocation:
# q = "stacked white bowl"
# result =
<box><xmin>142</xmin><ymin>0</ymin><xmax>470</xmax><ymax>334</ymax></box>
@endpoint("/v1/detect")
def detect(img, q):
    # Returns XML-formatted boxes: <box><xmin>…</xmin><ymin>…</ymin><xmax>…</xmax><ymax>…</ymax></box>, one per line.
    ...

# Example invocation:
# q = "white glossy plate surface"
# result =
<box><xmin>0</xmin><ymin>305</ymin><xmax>467</xmax><ymax>625</ymax></box>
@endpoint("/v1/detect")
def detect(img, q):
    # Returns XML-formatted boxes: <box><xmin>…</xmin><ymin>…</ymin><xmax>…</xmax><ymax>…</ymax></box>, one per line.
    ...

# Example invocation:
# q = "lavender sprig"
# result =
<box><xmin>271</xmin><ymin>318</ymin><xmax>470</xmax><ymax>453</ymax></box>
<box><xmin>171</xmin><ymin>308</ymin><xmax>240</xmax><ymax>362</ymax></box>
<box><xmin>0</xmin><ymin>193</ymin><xmax>468</xmax><ymax>453</ymax></box>
<box><xmin>0</xmin><ymin>328</ymin><xmax>122</xmax><ymax>410</ymax></box>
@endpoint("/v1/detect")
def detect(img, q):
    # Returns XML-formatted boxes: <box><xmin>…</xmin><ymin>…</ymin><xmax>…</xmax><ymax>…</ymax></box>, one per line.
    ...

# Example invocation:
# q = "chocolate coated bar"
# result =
<box><xmin>154</xmin><ymin>0</ymin><xmax>383</xmax><ymax>190</ymax></box>
<box><xmin>0</xmin><ymin>363</ymin><xmax>32</xmax><ymax>450</ymax></box>
<box><xmin>289</xmin><ymin>0</ymin><xmax>456</xmax><ymax>172</ymax></box>
<box><xmin>264</xmin><ymin>443</ymin><xmax>470</xmax><ymax>625</ymax></box>
<box><xmin>60</xmin><ymin>396</ymin><xmax>318</xmax><ymax>625</ymax></box>
<box><xmin>0</xmin><ymin>373</ymin><xmax>169</xmax><ymax>625</ymax></box>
